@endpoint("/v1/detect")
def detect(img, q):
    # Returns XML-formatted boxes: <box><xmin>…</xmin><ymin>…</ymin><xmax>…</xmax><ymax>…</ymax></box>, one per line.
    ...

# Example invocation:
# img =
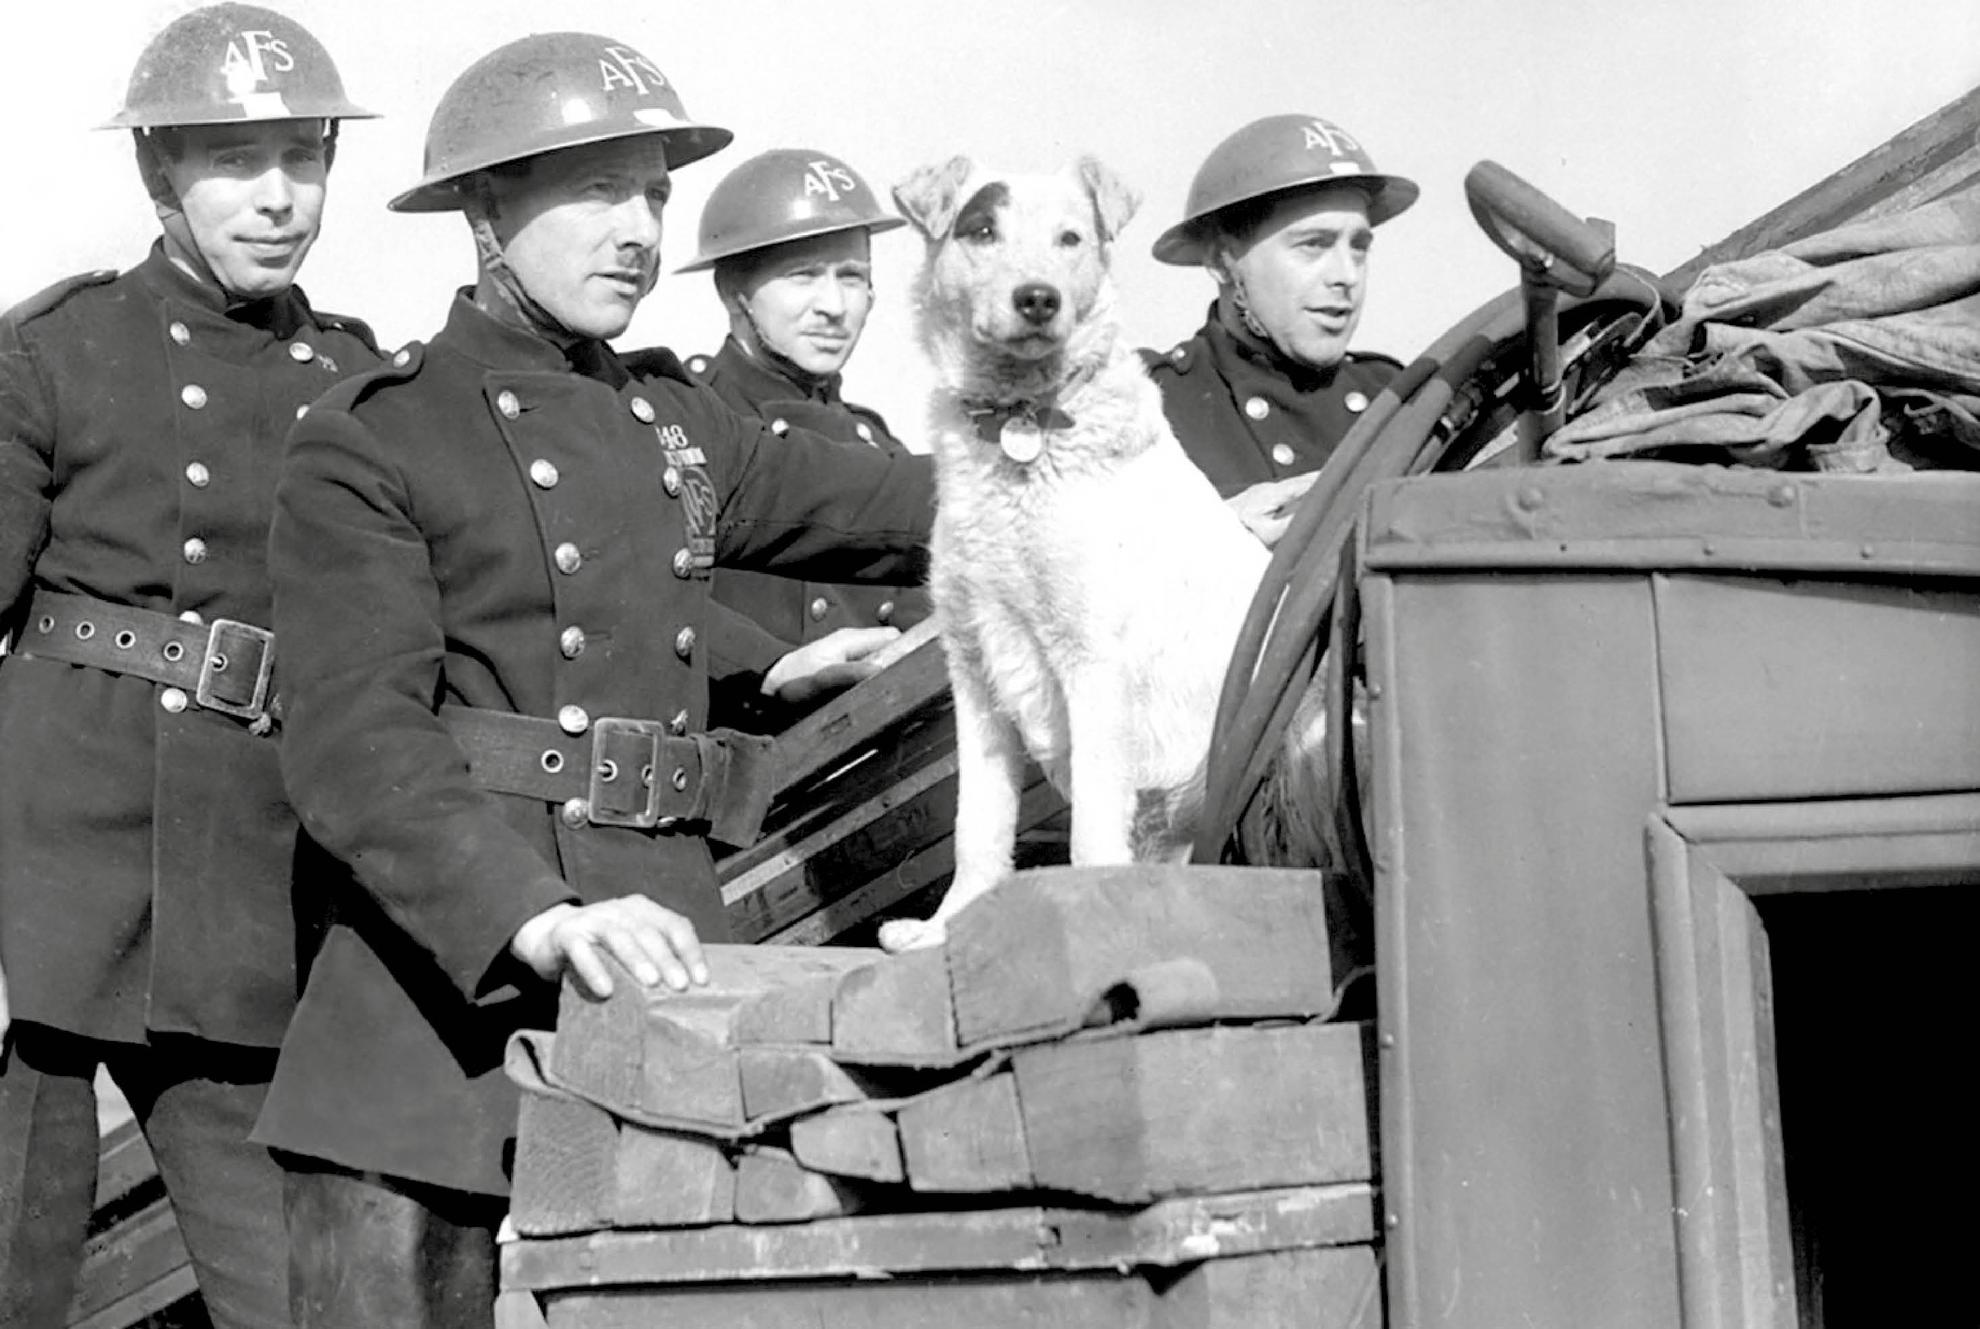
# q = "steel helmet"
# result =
<box><xmin>390</xmin><ymin>32</ymin><xmax>732</xmax><ymax>214</ymax></box>
<box><xmin>1152</xmin><ymin>114</ymin><xmax>1418</xmax><ymax>267</ymax></box>
<box><xmin>677</xmin><ymin>149</ymin><xmax>905</xmax><ymax>273</ymax></box>
<box><xmin>103</xmin><ymin>3</ymin><xmax>374</xmax><ymax>130</ymax></box>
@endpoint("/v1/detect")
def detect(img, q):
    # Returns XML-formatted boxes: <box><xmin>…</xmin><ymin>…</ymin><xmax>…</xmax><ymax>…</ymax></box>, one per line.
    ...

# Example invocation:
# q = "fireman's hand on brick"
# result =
<box><xmin>509</xmin><ymin>897</ymin><xmax>709</xmax><ymax>1000</ymax></box>
<box><xmin>1227</xmin><ymin>472</ymin><xmax>1320</xmax><ymax>549</ymax></box>
<box><xmin>761</xmin><ymin>625</ymin><xmax>902</xmax><ymax>705</ymax></box>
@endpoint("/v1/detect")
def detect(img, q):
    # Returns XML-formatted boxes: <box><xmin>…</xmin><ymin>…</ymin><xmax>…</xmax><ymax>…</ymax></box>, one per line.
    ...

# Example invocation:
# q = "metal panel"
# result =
<box><xmin>1370</xmin><ymin>570</ymin><xmax>1681</xmax><ymax>1329</ymax></box>
<box><xmin>1656</xmin><ymin>575</ymin><xmax>1980</xmax><ymax>804</ymax></box>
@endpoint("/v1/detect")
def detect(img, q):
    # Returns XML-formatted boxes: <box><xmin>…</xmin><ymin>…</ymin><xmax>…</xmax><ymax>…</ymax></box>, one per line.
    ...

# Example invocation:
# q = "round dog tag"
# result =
<box><xmin>999</xmin><ymin>417</ymin><xmax>1044</xmax><ymax>464</ymax></box>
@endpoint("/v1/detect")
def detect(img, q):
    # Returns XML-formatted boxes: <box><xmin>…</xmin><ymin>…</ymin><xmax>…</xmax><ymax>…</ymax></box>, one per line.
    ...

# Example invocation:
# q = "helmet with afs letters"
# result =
<box><xmin>1152</xmin><ymin>114</ymin><xmax>1418</xmax><ymax>266</ymax></box>
<box><xmin>390</xmin><ymin>31</ymin><xmax>732</xmax><ymax>213</ymax></box>
<box><xmin>104</xmin><ymin>2</ymin><xmax>375</xmax><ymax>129</ymax></box>
<box><xmin>678</xmin><ymin>148</ymin><xmax>905</xmax><ymax>273</ymax></box>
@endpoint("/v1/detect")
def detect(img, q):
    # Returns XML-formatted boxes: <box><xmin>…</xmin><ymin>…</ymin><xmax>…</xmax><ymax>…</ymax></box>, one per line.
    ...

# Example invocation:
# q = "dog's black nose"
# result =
<box><xmin>1013</xmin><ymin>283</ymin><xmax>1061</xmax><ymax>325</ymax></box>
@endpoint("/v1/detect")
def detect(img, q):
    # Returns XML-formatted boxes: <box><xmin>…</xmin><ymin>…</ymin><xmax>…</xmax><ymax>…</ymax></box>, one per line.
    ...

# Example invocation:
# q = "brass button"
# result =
<box><xmin>289</xmin><ymin>342</ymin><xmax>315</xmax><ymax>363</ymax></box>
<box><xmin>1169</xmin><ymin>345</ymin><xmax>1186</xmax><ymax>364</ymax></box>
<box><xmin>661</xmin><ymin>465</ymin><xmax>681</xmax><ymax>497</ymax></box>
<box><xmin>559</xmin><ymin>626</ymin><xmax>586</xmax><ymax>659</ymax></box>
<box><xmin>671</xmin><ymin>548</ymin><xmax>693</xmax><ymax>579</ymax></box>
<box><xmin>169</xmin><ymin>321</ymin><xmax>191</xmax><ymax>346</ymax></box>
<box><xmin>497</xmin><ymin>390</ymin><xmax>520</xmax><ymax>419</ymax></box>
<box><xmin>687</xmin><ymin>356</ymin><xmax>709</xmax><ymax>376</ymax></box>
<box><xmin>855</xmin><ymin>422</ymin><xmax>874</xmax><ymax>444</ymax></box>
<box><xmin>294</xmin><ymin>404</ymin><xmax>309</xmax><ymax>419</ymax></box>
<box><xmin>630</xmin><ymin>396</ymin><xmax>656</xmax><ymax>423</ymax></box>
<box><xmin>770</xmin><ymin>418</ymin><xmax>789</xmax><ymax>436</ymax></box>
<box><xmin>159</xmin><ymin>687</ymin><xmax>189</xmax><ymax>713</ymax></box>
<box><xmin>668</xmin><ymin>708</ymin><xmax>689</xmax><ymax>736</ymax></box>
<box><xmin>558</xmin><ymin>705</ymin><xmax>590</xmax><ymax>735</ymax></box>
<box><xmin>182</xmin><ymin>537</ymin><xmax>208</xmax><ymax>564</ymax></box>
<box><xmin>808</xmin><ymin>596</ymin><xmax>830</xmax><ymax>622</ymax></box>
<box><xmin>178</xmin><ymin>609</ymin><xmax>204</xmax><ymax>625</ymax></box>
<box><xmin>673</xmin><ymin>625</ymin><xmax>696</xmax><ymax>659</ymax></box>
<box><xmin>1345</xmin><ymin>390</ymin><xmax>1370</xmax><ymax>413</ymax></box>
<box><xmin>184</xmin><ymin>461</ymin><xmax>211</xmax><ymax>488</ymax></box>
<box><xmin>393</xmin><ymin>349</ymin><xmax>411</xmax><ymax>367</ymax></box>
<box><xmin>876</xmin><ymin>600</ymin><xmax>896</xmax><ymax>624</ymax></box>
<box><xmin>529</xmin><ymin>459</ymin><xmax>559</xmax><ymax>489</ymax></box>
<box><xmin>1270</xmin><ymin>443</ymin><xmax>1297</xmax><ymax>466</ymax></box>
<box><xmin>1244</xmin><ymin>396</ymin><xmax>1269</xmax><ymax>421</ymax></box>
<box><xmin>181</xmin><ymin>384</ymin><xmax>208</xmax><ymax>410</ymax></box>
<box><xmin>554</xmin><ymin>542</ymin><xmax>582</xmax><ymax>575</ymax></box>
<box><xmin>559</xmin><ymin>797</ymin><xmax>589</xmax><ymax>828</ymax></box>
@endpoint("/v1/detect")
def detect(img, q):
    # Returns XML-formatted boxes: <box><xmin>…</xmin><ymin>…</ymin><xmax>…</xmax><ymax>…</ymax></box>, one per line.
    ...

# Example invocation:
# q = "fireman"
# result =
<box><xmin>681</xmin><ymin>148</ymin><xmax>933</xmax><ymax>734</ymax></box>
<box><xmin>1145</xmin><ymin>114</ymin><xmax>1418</xmax><ymax>546</ymax></box>
<box><xmin>0</xmin><ymin>6</ymin><xmax>378</xmax><ymax>1325</ymax></box>
<box><xmin>252</xmin><ymin>33</ymin><xmax>932</xmax><ymax>1326</ymax></box>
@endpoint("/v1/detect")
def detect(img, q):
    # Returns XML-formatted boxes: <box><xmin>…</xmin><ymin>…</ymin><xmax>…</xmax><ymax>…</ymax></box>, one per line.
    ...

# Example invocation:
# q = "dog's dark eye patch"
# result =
<box><xmin>952</xmin><ymin>182</ymin><xmax>1009</xmax><ymax>242</ymax></box>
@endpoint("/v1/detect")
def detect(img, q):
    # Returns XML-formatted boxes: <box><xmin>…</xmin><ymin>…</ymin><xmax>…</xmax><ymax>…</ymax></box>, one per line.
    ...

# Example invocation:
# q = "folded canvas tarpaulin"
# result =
<box><xmin>1549</xmin><ymin>189</ymin><xmax>1980</xmax><ymax>472</ymax></box>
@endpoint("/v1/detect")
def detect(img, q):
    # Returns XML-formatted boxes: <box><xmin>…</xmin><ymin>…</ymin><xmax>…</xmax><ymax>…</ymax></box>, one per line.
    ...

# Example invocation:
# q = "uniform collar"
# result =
<box><xmin>1201</xmin><ymin>301</ymin><xmax>1342</xmax><ymax>395</ymax></box>
<box><xmin>437</xmin><ymin>290</ymin><xmax>599</xmax><ymax>378</ymax></box>
<box><xmin>713</xmin><ymin>336</ymin><xmax>842</xmax><ymax>404</ymax></box>
<box><xmin>132</xmin><ymin>239</ymin><xmax>310</xmax><ymax>340</ymax></box>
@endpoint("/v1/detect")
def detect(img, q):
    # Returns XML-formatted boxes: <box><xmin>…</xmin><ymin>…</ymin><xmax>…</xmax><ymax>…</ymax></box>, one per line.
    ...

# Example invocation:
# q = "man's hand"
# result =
<box><xmin>509</xmin><ymin>897</ymin><xmax>709</xmax><ymax>1001</ymax></box>
<box><xmin>761</xmin><ymin>625</ymin><xmax>901</xmax><ymax>705</ymax></box>
<box><xmin>1226</xmin><ymin>472</ymin><xmax>1320</xmax><ymax>549</ymax></box>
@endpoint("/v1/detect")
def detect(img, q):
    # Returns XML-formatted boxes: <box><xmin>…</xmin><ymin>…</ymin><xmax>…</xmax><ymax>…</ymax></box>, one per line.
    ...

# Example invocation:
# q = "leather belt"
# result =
<box><xmin>440</xmin><ymin>704</ymin><xmax>775</xmax><ymax>847</ymax></box>
<box><xmin>16</xmin><ymin>590</ymin><xmax>277</xmax><ymax>730</ymax></box>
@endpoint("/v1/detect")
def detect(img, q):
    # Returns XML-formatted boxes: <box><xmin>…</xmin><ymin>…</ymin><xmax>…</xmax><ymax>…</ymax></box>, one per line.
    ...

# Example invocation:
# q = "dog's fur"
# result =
<box><xmin>875</xmin><ymin>156</ymin><xmax>1276</xmax><ymax>952</ymax></box>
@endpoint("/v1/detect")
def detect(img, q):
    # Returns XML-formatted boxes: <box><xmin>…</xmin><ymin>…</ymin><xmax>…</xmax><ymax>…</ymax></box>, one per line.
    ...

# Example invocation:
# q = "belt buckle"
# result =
<box><xmin>195</xmin><ymin>619</ymin><xmax>275</xmax><ymax>721</ymax></box>
<box><xmin>588</xmin><ymin>717</ymin><xmax>665</xmax><ymax>828</ymax></box>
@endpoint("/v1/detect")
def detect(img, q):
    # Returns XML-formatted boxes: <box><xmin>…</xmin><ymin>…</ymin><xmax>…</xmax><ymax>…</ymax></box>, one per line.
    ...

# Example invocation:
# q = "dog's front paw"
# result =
<box><xmin>877</xmin><ymin>916</ymin><xmax>949</xmax><ymax>954</ymax></box>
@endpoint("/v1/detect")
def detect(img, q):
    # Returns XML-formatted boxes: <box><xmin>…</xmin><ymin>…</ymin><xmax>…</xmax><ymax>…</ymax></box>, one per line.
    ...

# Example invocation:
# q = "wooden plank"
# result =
<box><xmin>829</xmin><ymin>944</ymin><xmax>959</xmax><ymax>1066</ymax></box>
<box><xmin>503</xmin><ymin>1182</ymin><xmax>1379</xmax><ymax>1289</ymax></box>
<box><xmin>736</xmin><ymin>1047</ymin><xmax>920</xmax><ymax>1125</ymax></box>
<box><xmin>733</xmin><ymin>1147</ymin><xmax>874</xmax><ymax>1225</ymax></box>
<box><xmin>511</xmin><ymin>1089</ymin><xmax>618</xmax><ymax>1235</ymax></box>
<box><xmin>945</xmin><ymin>865</ymin><xmax>1338</xmax><ymax>1052</ymax></box>
<box><xmin>897</xmin><ymin>1071</ymin><xmax>1033</xmax><ymax>1193</ymax></box>
<box><xmin>67</xmin><ymin>1267</ymin><xmax>197</xmax><ymax>1329</ymax></box>
<box><xmin>763</xmin><ymin>621</ymin><xmax>949</xmax><ymax>798</ymax></box>
<box><xmin>614</xmin><ymin>1122</ymin><xmax>737</xmax><ymax>1229</ymax></box>
<box><xmin>1664</xmin><ymin>85</ymin><xmax>1980</xmax><ymax>290</ymax></box>
<box><xmin>762</xmin><ymin>776</ymin><xmax>1063</xmax><ymax>947</ymax></box>
<box><xmin>511</xmin><ymin>1089</ymin><xmax>738</xmax><ymax>1234</ymax></box>
<box><xmin>788</xmin><ymin>1107</ymin><xmax>906</xmax><ymax>1183</ymax></box>
<box><xmin>1155</xmin><ymin>1246</ymin><xmax>1382</xmax><ymax>1329</ymax></box>
<box><xmin>1014</xmin><ymin>1024</ymin><xmax>1374</xmax><ymax>1204</ymax></box>
<box><xmin>91</xmin><ymin>1120</ymin><xmax>159</xmax><ymax>1216</ymax></box>
<box><xmin>493</xmin><ymin>1289</ymin><xmax>549</xmax><ymax>1329</ymax></box>
<box><xmin>544</xmin><ymin>1273</ymin><xmax>1149</xmax><ymax>1329</ymax></box>
<box><xmin>65</xmin><ymin>1197</ymin><xmax>188</xmax><ymax>1323</ymax></box>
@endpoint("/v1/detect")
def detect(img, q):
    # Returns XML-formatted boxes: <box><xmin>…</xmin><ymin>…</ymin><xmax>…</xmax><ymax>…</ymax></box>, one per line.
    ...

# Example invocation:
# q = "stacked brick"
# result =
<box><xmin>499</xmin><ymin>864</ymin><xmax>1381</xmax><ymax>1328</ymax></box>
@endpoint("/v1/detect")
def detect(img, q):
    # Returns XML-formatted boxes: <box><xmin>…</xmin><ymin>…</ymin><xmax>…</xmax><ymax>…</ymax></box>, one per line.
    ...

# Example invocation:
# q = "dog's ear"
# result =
<box><xmin>1077</xmin><ymin>156</ymin><xmax>1141</xmax><ymax>245</ymax></box>
<box><xmin>893</xmin><ymin>156</ymin><xmax>976</xmax><ymax>240</ymax></box>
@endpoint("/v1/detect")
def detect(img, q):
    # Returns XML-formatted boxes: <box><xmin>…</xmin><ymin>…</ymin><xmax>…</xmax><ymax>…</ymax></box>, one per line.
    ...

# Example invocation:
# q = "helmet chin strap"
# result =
<box><xmin>465</xmin><ymin>175</ymin><xmax>585</xmax><ymax>348</ymax></box>
<box><xmin>1210</xmin><ymin>248</ymin><xmax>1279</xmax><ymax>349</ymax></box>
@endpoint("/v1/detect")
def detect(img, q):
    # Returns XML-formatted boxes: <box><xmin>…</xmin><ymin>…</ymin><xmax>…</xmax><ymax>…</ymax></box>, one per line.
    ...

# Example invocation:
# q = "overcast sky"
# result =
<box><xmin>4</xmin><ymin>1</ymin><xmax>1977</xmax><ymax>438</ymax></box>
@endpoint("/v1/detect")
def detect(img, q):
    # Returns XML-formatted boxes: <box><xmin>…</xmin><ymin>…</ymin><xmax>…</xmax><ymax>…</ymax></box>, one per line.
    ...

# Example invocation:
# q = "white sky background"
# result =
<box><xmin>3</xmin><ymin>1</ymin><xmax>1978</xmax><ymax>441</ymax></box>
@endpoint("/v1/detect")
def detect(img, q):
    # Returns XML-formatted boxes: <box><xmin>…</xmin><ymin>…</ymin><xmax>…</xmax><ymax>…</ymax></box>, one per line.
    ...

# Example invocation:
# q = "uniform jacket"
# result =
<box><xmin>1143</xmin><ymin>304</ymin><xmax>1402</xmax><ymax>497</ymax></box>
<box><xmin>252</xmin><ymin>295</ymin><xmax>933</xmax><ymax>1195</ymax></box>
<box><xmin>0</xmin><ymin>244</ymin><xmax>378</xmax><ymax>1048</ymax></box>
<box><xmin>688</xmin><ymin>337</ymin><xmax>933</xmax><ymax>733</ymax></box>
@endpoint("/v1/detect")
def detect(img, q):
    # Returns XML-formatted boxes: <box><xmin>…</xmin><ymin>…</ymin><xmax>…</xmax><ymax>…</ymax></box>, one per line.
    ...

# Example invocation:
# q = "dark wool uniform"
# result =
<box><xmin>253</xmin><ymin>295</ymin><xmax>933</xmax><ymax>1203</ymax></box>
<box><xmin>688</xmin><ymin>336</ymin><xmax>932</xmax><ymax>733</ymax></box>
<box><xmin>0</xmin><ymin>244</ymin><xmax>379</xmax><ymax>1327</ymax></box>
<box><xmin>1143</xmin><ymin>304</ymin><xmax>1403</xmax><ymax>497</ymax></box>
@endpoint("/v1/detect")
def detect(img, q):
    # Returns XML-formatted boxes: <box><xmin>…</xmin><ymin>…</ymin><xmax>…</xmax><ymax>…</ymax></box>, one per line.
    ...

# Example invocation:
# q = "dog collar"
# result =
<box><xmin>964</xmin><ymin>400</ymin><xmax>1076</xmax><ymax>463</ymax></box>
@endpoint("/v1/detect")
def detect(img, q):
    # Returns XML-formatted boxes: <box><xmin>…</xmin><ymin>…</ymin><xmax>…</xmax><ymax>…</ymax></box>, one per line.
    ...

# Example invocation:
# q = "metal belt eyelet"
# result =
<box><xmin>35</xmin><ymin>616</ymin><xmax>52</xmax><ymax>634</ymax></box>
<box><xmin>671</xmin><ymin>767</ymin><xmax>689</xmax><ymax>792</ymax></box>
<box><xmin>162</xmin><ymin>641</ymin><xmax>185</xmax><ymax>662</ymax></box>
<box><xmin>114</xmin><ymin>630</ymin><xmax>136</xmax><ymax>650</ymax></box>
<box><xmin>596</xmin><ymin>758</ymin><xmax>619</xmax><ymax>783</ymax></box>
<box><xmin>74</xmin><ymin>622</ymin><xmax>95</xmax><ymax>640</ymax></box>
<box><xmin>209</xmin><ymin>651</ymin><xmax>229</xmax><ymax>671</ymax></box>
<box><xmin>540</xmin><ymin>750</ymin><xmax>564</xmax><ymax>774</ymax></box>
